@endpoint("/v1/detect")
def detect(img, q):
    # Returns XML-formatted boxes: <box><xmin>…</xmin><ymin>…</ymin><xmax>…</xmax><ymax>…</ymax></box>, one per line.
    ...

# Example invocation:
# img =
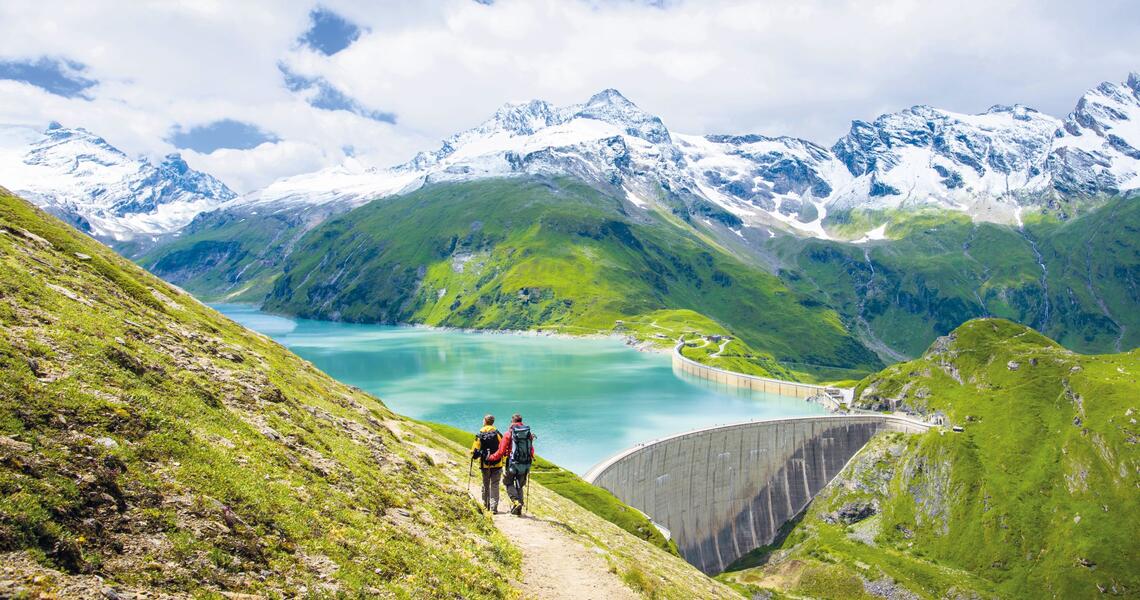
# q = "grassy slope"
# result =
<box><xmin>0</xmin><ymin>189</ymin><xmax>734</xmax><ymax>599</ymax></box>
<box><xmin>140</xmin><ymin>209</ymin><xmax>305</xmax><ymax>303</ymax></box>
<box><xmin>261</xmin><ymin>177</ymin><xmax>880</xmax><ymax>379</ymax></box>
<box><xmin>420</xmin><ymin>421</ymin><xmax>680</xmax><ymax>556</ymax></box>
<box><xmin>723</xmin><ymin>319</ymin><xmax>1139</xmax><ymax>599</ymax></box>
<box><xmin>1029</xmin><ymin>198</ymin><xmax>1139</xmax><ymax>352</ymax></box>
<box><xmin>620</xmin><ymin>308</ymin><xmax>798</xmax><ymax>379</ymax></box>
<box><xmin>774</xmin><ymin>199</ymin><xmax>1139</xmax><ymax>359</ymax></box>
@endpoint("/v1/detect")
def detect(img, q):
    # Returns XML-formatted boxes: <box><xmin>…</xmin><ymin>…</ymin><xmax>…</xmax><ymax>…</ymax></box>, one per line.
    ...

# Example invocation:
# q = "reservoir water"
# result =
<box><xmin>215</xmin><ymin>304</ymin><xmax>827</xmax><ymax>473</ymax></box>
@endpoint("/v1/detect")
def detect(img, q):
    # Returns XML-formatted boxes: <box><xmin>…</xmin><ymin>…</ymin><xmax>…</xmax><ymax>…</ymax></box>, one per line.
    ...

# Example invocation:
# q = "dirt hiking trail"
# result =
<box><xmin>491</xmin><ymin>511</ymin><xmax>638</xmax><ymax>600</ymax></box>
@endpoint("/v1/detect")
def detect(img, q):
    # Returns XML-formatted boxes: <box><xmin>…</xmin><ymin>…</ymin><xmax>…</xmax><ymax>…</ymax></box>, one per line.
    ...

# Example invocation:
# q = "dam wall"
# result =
<box><xmin>672</xmin><ymin>342</ymin><xmax>849</xmax><ymax>401</ymax></box>
<box><xmin>584</xmin><ymin>415</ymin><xmax>930</xmax><ymax>574</ymax></box>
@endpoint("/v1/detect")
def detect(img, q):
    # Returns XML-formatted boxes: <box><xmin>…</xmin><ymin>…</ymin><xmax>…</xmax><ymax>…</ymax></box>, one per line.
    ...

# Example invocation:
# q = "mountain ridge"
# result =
<box><xmin>224</xmin><ymin>72</ymin><xmax>1140</xmax><ymax>237</ymax></box>
<box><xmin>0</xmin><ymin>123</ymin><xmax>235</xmax><ymax>250</ymax></box>
<box><xmin>8</xmin><ymin>73</ymin><xmax>1137</xmax><ymax>248</ymax></box>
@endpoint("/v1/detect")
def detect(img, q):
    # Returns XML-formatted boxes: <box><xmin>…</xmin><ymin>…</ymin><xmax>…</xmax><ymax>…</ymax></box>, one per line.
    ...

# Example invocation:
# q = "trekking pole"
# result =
<box><xmin>525</xmin><ymin>475</ymin><xmax>532</xmax><ymax>516</ymax></box>
<box><xmin>467</xmin><ymin>458</ymin><xmax>473</xmax><ymax>495</ymax></box>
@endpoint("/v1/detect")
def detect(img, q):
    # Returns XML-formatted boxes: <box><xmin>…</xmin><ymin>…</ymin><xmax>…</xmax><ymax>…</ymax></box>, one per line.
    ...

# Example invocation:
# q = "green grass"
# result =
<box><xmin>419</xmin><ymin>420</ymin><xmax>679</xmax><ymax>555</ymax></box>
<box><xmin>724</xmin><ymin>318</ymin><xmax>1140</xmax><ymax>599</ymax></box>
<box><xmin>0</xmin><ymin>188</ymin><xmax>526</xmax><ymax>597</ymax></box>
<box><xmin>620</xmin><ymin>308</ymin><xmax>802</xmax><ymax>379</ymax></box>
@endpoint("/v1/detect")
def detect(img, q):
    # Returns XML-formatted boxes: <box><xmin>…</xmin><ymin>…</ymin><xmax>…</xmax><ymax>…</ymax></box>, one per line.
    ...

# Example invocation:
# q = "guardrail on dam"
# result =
<box><xmin>584</xmin><ymin>415</ymin><xmax>931</xmax><ymax>574</ymax></box>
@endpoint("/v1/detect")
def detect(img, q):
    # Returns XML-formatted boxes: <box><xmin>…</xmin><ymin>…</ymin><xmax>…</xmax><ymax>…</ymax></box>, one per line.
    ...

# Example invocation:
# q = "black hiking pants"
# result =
<box><xmin>481</xmin><ymin>467</ymin><xmax>502</xmax><ymax>511</ymax></box>
<box><xmin>504</xmin><ymin>466</ymin><xmax>528</xmax><ymax>506</ymax></box>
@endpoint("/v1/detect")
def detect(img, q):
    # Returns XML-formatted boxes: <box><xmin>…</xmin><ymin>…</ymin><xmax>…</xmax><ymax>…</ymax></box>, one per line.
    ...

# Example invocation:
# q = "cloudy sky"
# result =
<box><xmin>0</xmin><ymin>0</ymin><xmax>1136</xmax><ymax>193</ymax></box>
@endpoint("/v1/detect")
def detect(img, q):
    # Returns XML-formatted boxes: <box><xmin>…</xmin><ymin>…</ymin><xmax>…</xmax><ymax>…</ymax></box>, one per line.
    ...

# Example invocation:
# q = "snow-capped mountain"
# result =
<box><xmin>234</xmin><ymin>73</ymin><xmax>1140</xmax><ymax>239</ymax></box>
<box><xmin>827</xmin><ymin>104</ymin><xmax>1059</xmax><ymax>218</ymax></box>
<box><xmin>1050</xmin><ymin>73</ymin><xmax>1140</xmax><ymax>197</ymax></box>
<box><xmin>0</xmin><ymin>122</ymin><xmax>236</xmax><ymax>244</ymax></box>
<box><xmin>239</xmin><ymin>89</ymin><xmax>691</xmax><ymax>214</ymax></box>
<box><xmin>16</xmin><ymin>74</ymin><xmax>1135</xmax><ymax>246</ymax></box>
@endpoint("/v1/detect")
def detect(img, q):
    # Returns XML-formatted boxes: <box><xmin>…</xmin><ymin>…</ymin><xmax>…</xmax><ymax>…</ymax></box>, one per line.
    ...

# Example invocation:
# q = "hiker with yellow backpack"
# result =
<box><xmin>470</xmin><ymin>414</ymin><xmax>505</xmax><ymax>513</ymax></box>
<box><xmin>483</xmin><ymin>413</ymin><xmax>535</xmax><ymax>516</ymax></box>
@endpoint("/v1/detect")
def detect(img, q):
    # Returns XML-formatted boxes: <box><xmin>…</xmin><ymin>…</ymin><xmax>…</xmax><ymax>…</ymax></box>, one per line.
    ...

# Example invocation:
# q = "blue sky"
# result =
<box><xmin>0</xmin><ymin>57</ymin><xmax>96</xmax><ymax>98</ymax></box>
<box><xmin>168</xmin><ymin>119</ymin><xmax>281</xmax><ymax>153</ymax></box>
<box><xmin>299</xmin><ymin>7</ymin><xmax>363</xmax><ymax>55</ymax></box>
<box><xmin>280</xmin><ymin>63</ymin><xmax>397</xmax><ymax>123</ymax></box>
<box><xmin>0</xmin><ymin>0</ymin><xmax>1136</xmax><ymax>192</ymax></box>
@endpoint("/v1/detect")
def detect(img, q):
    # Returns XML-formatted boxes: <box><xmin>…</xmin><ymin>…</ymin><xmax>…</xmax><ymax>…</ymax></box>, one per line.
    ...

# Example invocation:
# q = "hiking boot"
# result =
<box><xmin>510</xmin><ymin>502</ymin><xmax>522</xmax><ymax>516</ymax></box>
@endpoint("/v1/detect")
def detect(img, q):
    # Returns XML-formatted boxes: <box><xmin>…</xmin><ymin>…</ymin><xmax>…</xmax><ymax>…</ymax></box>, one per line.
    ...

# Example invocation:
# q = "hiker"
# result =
<box><xmin>484</xmin><ymin>413</ymin><xmax>535</xmax><ymax>516</ymax></box>
<box><xmin>470</xmin><ymin>414</ymin><xmax>504</xmax><ymax>513</ymax></box>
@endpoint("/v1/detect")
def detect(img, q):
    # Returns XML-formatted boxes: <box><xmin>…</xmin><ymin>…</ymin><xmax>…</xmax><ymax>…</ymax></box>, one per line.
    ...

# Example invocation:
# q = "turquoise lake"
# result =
<box><xmin>214</xmin><ymin>304</ymin><xmax>826</xmax><ymax>473</ymax></box>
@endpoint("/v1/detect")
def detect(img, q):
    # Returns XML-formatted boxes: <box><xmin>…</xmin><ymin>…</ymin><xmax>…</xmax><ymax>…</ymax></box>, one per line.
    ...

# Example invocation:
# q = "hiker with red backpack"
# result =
<box><xmin>470</xmin><ymin>414</ymin><xmax>505</xmax><ymax>513</ymax></box>
<box><xmin>484</xmin><ymin>413</ymin><xmax>535</xmax><ymax>516</ymax></box>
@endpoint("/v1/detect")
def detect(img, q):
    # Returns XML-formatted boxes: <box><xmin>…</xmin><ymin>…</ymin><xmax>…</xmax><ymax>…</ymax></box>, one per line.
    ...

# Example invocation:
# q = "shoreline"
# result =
<box><xmin>211</xmin><ymin>301</ymin><xmax>674</xmax><ymax>355</ymax></box>
<box><xmin>213</xmin><ymin>304</ymin><xmax>870</xmax><ymax>400</ymax></box>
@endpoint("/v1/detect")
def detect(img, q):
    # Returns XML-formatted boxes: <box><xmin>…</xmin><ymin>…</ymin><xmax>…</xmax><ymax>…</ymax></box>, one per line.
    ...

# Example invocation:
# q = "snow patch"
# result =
<box><xmin>852</xmin><ymin>223</ymin><xmax>889</xmax><ymax>244</ymax></box>
<box><xmin>622</xmin><ymin>185</ymin><xmax>650</xmax><ymax>209</ymax></box>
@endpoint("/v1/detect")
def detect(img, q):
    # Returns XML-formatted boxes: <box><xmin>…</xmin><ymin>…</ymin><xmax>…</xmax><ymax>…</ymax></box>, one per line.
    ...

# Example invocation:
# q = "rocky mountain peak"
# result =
<box><xmin>985</xmin><ymin>104</ymin><xmax>1040</xmax><ymax>121</ymax></box>
<box><xmin>1063</xmin><ymin>73</ymin><xmax>1140</xmax><ymax>138</ymax></box>
<box><xmin>585</xmin><ymin>88</ymin><xmax>634</xmax><ymax>107</ymax></box>
<box><xmin>486</xmin><ymin>99</ymin><xmax>558</xmax><ymax>136</ymax></box>
<box><xmin>0</xmin><ymin>124</ymin><xmax>235</xmax><ymax>245</ymax></box>
<box><xmin>25</xmin><ymin>123</ymin><xmax>129</xmax><ymax>171</ymax></box>
<box><xmin>574</xmin><ymin>87</ymin><xmax>671</xmax><ymax>144</ymax></box>
<box><xmin>161</xmin><ymin>152</ymin><xmax>190</xmax><ymax>174</ymax></box>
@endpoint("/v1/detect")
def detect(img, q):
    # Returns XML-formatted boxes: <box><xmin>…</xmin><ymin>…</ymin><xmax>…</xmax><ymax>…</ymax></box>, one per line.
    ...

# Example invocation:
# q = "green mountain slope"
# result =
<box><xmin>140</xmin><ymin>184</ymin><xmax>1136</xmax><ymax>379</ymax></box>
<box><xmin>0</xmin><ymin>188</ymin><xmax>735</xmax><ymax>598</ymax></box>
<box><xmin>261</xmin><ymin>177</ymin><xmax>881</xmax><ymax>378</ymax></box>
<box><xmin>722</xmin><ymin>319</ymin><xmax>1139</xmax><ymax>599</ymax></box>
<box><xmin>772</xmin><ymin>198</ymin><xmax>1139</xmax><ymax>360</ymax></box>
<box><xmin>140</xmin><ymin>204</ymin><xmax>341</xmax><ymax>303</ymax></box>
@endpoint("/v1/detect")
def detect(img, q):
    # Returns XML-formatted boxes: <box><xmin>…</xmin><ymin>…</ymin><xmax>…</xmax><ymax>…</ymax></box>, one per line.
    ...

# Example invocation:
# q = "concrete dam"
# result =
<box><xmin>584</xmin><ymin>415</ymin><xmax>930</xmax><ymax>574</ymax></box>
<box><xmin>671</xmin><ymin>341</ymin><xmax>847</xmax><ymax>401</ymax></box>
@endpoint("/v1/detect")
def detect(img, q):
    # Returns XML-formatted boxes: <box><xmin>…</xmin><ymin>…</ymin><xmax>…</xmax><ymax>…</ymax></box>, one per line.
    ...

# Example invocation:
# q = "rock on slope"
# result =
<box><xmin>0</xmin><ymin>123</ymin><xmax>235</xmax><ymax>250</ymax></box>
<box><xmin>0</xmin><ymin>187</ymin><xmax>732</xmax><ymax>598</ymax></box>
<box><xmin>723</xmin><ymin>319</ymin><xmax>1139</xmax><ymax>598</ymax></box>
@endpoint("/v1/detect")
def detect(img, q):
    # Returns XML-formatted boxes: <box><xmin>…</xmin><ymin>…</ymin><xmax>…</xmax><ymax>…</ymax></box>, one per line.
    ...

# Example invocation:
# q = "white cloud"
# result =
<box><xmin>0</xmin><ymin>0</ymin><xmax>1136</xmax><ymax>193</ymax></box>
<box><xmin>183</xmin><ymin>141</ymin><xmax>327</xmax><ymax>194</ymax></box>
